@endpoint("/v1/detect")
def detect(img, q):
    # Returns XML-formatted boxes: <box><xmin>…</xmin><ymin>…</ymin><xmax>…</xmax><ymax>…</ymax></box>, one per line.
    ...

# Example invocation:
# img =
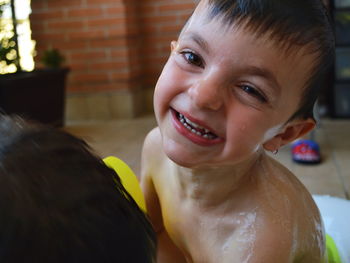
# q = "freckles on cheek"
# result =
<box><xmin>229</xmin><ymin>123</ymin><xmax>258</xmax><ymax>150</ymax></box>
<box><xmin>232</xmin><ymin>119</ymin><xmax>271</xmax><ymax>151</ymax></box>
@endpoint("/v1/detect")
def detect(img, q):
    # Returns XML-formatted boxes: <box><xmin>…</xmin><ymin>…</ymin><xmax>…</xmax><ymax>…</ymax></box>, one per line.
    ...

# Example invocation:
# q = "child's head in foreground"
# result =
<box><xmin>153</xmin><ymin>0</ymin><xmax>334</xmax><ymax>167</ymax></box>
<box><xmin>0</xmin><ymin>115</ymin><xmax>156</xmax><ymax>263</ymax></box>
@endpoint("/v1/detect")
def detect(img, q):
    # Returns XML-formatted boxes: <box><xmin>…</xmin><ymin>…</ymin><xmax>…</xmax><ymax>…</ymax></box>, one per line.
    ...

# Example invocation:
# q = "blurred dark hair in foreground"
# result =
<box><xmin>0</xmin><ymin>114</ymin><xmax>156</xmax><ymax>263</ymax></box>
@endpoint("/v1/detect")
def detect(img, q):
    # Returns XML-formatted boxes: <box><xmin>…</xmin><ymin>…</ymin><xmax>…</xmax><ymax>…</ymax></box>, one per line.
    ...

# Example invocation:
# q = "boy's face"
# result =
<box><xmin>153</xmin><ymin>1</ymin><xmax>316</xmax><ymax>168</ymax></box>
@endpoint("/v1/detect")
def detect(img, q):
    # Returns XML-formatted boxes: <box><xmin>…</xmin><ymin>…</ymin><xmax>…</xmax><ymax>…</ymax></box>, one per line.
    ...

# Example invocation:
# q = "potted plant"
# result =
<box><xmin>0</xmin><ymin>0</ymin><xmax>69</xmax><ymax>126</ymax></box>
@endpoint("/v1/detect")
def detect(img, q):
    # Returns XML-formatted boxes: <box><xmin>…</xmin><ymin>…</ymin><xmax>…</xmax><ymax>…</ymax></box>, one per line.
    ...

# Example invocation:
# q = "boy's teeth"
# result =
<box><xmin>180</xmin><ymin>114</ymin><xmax>205</xmax><ymax>130</ymax></box>
<box><xmin>185</xmin><ymin>116</ymin><xmax>200</xmax><ymax>128</ymax></box>
<box><xmin>178</xmin><ymin>113</ymin><xmax>217</xmax><ymax>140</ymax></box>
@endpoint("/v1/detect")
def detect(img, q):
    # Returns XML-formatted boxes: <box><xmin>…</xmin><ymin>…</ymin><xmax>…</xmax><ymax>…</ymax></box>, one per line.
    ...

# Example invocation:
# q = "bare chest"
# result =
<box><xmin>157</xmin><ymin>186</ymin><xmax>260</xmax><ymax>262</ymax></box>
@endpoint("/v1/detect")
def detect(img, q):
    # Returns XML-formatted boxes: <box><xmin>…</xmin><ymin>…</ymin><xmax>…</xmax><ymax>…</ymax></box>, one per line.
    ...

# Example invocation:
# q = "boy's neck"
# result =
<box><xmin>173</xmin><ymin>150</ymin><xmax>265</xmax><ymax>208</ymax></box>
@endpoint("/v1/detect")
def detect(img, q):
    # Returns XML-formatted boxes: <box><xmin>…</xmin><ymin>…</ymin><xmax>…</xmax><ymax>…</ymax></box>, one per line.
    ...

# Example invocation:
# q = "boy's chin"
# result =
<box><xmin>163</xmin><ymin>146</ymin><xmax>200</xmax><ymax>168</ymax></box>
<box><xmin>165</xmin><ymin>150</ymin><xmax>191</xmax><ymax>167</ymax></box>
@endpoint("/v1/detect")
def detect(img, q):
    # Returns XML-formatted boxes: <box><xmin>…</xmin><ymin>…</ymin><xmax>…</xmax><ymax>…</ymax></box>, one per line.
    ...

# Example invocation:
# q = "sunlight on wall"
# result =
<box><xmin>0</xmin><ymin>0</ymin><xmax>35</xmax><ymax>74</ymax></box>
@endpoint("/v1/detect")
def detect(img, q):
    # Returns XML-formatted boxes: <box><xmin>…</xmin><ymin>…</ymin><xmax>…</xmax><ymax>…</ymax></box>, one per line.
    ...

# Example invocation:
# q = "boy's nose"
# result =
<box><xmin>188</xmin><ymin>78</ymin><xmax>224</xmax><ymax>111</ymax></box>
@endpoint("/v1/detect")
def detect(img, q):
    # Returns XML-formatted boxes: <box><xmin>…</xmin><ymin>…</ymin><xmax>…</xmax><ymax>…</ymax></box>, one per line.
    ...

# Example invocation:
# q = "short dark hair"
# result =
<box><xmin>205</xmin><ymin>0</ymin><xmax>335</xmax><ymax>120</ymax></box>
<box><xmin>0</xmin><ymin>115</ymin><xmax>156</xmax><ymax>263</ymax></box>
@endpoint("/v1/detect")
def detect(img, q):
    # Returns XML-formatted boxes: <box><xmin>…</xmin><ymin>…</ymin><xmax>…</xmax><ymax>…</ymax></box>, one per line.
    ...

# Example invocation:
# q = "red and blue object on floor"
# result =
<box><xmin>291</xmin><ymin>139</ymin><xmax>321</xmax><ymax>164</ymax></box>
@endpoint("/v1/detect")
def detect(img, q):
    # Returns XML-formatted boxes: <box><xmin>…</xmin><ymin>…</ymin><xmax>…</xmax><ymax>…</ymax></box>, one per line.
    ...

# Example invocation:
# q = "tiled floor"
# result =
<box><xmin>64</xmin><ymin>115</ymin><xmax>350</xmax><ymax>200</ymax></box>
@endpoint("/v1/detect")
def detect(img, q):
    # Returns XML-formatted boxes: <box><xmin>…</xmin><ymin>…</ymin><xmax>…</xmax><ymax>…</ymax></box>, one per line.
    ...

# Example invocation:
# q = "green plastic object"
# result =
<box><xmin>326</xmin><ymin>234</ymin><xmax>342</xmax><ymax>263</ymax></box>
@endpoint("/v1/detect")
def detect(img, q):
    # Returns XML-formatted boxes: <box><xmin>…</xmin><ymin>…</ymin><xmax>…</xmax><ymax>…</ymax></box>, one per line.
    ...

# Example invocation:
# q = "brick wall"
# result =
<box><xmin>30</xmin><ymin>0</ymin><xmax>136</xmax><ymax>92</ymax></box>
<box><xmin>139</xmin><ymin>0</ymin><xmax>197</xmax><ymax>88</ymax></box>
<box><xmin>30</xmin><ymin>0</ymin><xmax>197</xmax><ymax>120</ymax></box>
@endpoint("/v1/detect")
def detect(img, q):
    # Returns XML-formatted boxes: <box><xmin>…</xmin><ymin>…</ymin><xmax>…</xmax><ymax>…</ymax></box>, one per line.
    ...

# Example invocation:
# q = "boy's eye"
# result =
<box><xmin>239</xmin><ymin>85</ymin><xmax>267</xmax><ymax>103</ymax></box>
<box><xmin>181</xmin><ymin>51</ymin><xmax>204</xmax><ymax>68</ymax></box>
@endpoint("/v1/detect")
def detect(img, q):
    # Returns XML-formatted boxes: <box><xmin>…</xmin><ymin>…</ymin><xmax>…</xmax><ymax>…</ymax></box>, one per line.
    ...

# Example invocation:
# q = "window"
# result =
<box><xmin>0</xmin><ymin>0</ymin><xmax>35</xmax><ymax>74</ymax></box>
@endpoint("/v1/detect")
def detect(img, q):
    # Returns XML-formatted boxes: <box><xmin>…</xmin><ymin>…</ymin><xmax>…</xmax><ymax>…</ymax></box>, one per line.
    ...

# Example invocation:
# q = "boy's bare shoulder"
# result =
<box><xmin>211</xmin><ymin>156</ymin><xmax>325</xmax><ymax>262</ymax></box>
<box><xmin>143</xmin><ymin>127</ymin><xmax>162</xmax><ymax>150</ymax></box>
<box><xmin>261</xmin><ymin>155</ymin><xmax>316</xmax><ymax>204</ymax></box>
<box><xmin>259</xmin><ymin>155</ymin><xmax>320</xmax><ymax>222</ymax></box>
<box><xmin>142</xmin><ymin>127</ymin><xmax>163</xmax><ymax>165</ymax></box>
<box><xmin>251</xmin><ymin>155</ymin><xmax>325</xmax><ymax>262</ymax></box>
<box><xmin>141</xmin><ymin>127</ymin><xmax>169</xmax><ymax>183</ymax></box>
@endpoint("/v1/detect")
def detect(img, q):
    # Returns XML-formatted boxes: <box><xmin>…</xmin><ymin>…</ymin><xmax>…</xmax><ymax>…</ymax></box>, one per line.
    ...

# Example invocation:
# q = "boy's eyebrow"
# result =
<box><xmin>245</xmin><ymin>66</ymin><xmax>281</xmax><ymax>92</ymax></box>
<box><xmin>182</xmin><ymin>32</ymin><xmax>281</xmax><ymax>92</ymax></box>
<box><xmin>183</xmin><ymin>32</ymin><xmax>210</xmax><ymax>54</ymax></box>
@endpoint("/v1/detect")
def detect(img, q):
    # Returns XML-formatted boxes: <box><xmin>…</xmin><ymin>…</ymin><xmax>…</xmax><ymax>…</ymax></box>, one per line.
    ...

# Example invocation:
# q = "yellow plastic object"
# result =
<box><xmin>103</xmin><ymin>156</ymin><xmax>147</xmax><ymax>212</ymax></box>
<box><xmin>326</xmin><ymin>234</ymin><xmax>342</xmax><ymax>263</ymax></box>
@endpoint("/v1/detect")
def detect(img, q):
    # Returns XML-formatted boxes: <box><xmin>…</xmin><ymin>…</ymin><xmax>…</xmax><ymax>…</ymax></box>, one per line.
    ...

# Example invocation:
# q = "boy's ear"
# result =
<box><xmin>171</xmin><ymin>41</ymin><xmax>178</xmax><ymax>52</ymax></box>
<box><xmin>263</xmin><ymin>118</ymin><xmax>316</xmax><ymax>152</ymax></box>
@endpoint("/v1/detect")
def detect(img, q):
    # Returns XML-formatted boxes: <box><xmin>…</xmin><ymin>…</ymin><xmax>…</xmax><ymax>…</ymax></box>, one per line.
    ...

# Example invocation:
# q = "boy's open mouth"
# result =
<box><xmin>174</xmin><ymin>110</ymin><xmax>218</xmax><ymax>140</ymax></box>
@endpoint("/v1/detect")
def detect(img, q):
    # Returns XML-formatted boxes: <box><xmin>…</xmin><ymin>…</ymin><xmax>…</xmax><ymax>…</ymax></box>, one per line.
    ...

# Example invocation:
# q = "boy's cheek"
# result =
<box><xmin>158</xmin><ymin>60</ymin><xmax>186</xmax><ymax>89</ymax></box>
<box><xmin>158</xmin><ymin>58</ymin><xmax>175</xmax><ymax>79</ymax></box>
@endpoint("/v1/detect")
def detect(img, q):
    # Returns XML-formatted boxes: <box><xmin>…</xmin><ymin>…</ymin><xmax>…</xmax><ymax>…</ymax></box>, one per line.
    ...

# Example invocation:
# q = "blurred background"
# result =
<box><xmin>1</xmin><ymin>0</ymin><xmax>350</xmax><ymax>199</ymax></box>
<box><xmin>1</xmin><ymin>0</ymin><xmax>197</xmax><ymax>122</ymax></box>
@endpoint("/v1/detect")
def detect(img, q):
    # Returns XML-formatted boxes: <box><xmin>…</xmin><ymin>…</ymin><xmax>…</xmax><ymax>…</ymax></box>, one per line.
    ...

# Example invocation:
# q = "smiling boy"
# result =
<box><xmin>141</xmin><ymin>0</ymin><xmax>334</xmax><ymax>262</ymax></box>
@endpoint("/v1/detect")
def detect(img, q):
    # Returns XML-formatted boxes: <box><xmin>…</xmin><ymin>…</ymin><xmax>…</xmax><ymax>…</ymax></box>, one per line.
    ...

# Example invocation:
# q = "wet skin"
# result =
<box><xmin>141</xmin><ymin>1</ymin><xmax>326</xmax><ymax>262</ymax></box>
